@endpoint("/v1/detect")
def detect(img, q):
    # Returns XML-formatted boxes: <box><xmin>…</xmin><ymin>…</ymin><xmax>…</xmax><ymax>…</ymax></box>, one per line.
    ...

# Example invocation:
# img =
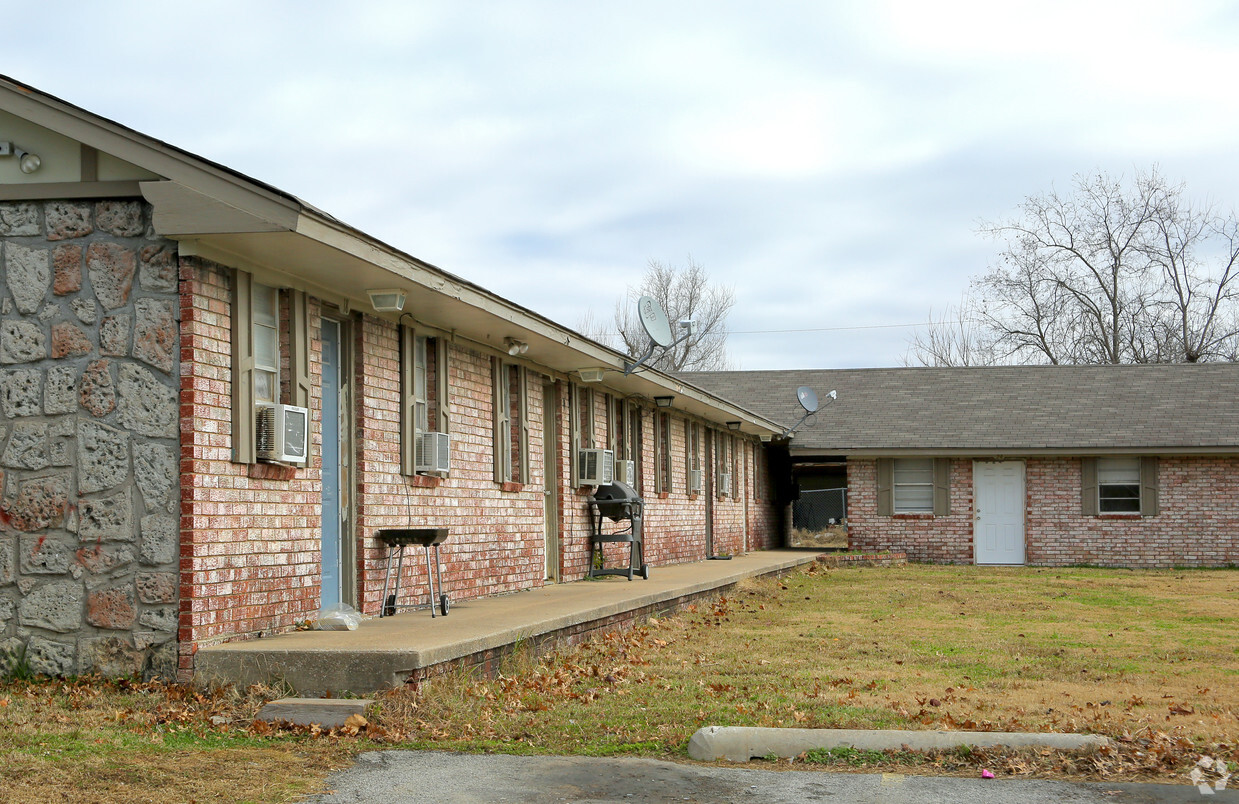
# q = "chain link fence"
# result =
<box><xmin>790</xmin><ymin>487</ymin><xmax>847</xmax><ymax>548</ymax></box>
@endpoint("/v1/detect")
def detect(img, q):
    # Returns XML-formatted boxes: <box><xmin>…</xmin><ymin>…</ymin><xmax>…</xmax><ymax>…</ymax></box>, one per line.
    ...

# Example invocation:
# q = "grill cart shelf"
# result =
<box><xmin>377</xmin><ymin>528</ymin><xmax>450</xmax><ymax>617</ymax></box>
<box><xmin>587</xmin><ymin>481</ymin><xmax>649</xmax><ymax>580</ymax></box>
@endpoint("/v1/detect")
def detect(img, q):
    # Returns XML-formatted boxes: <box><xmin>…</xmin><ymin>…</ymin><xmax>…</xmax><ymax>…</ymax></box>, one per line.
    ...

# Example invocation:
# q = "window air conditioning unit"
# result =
<box><xmin>577</xmin><ymin>448</ymin><xmax>615</xmax><ymax>486</ymax></box>
<box><xmin>614</xmin><ymin>459</ymin><xmax>635</xmax><ymax>485</ymax></box>
<box><xmin>718</xmin><ymin>472</ymin><xmax>732</xmax><ymax>497</ymax></box>
<box><xmin>416</xmin><ymin>431</ymin><xmax>451</xmax><ymax>474</ymax></box>
<box><xmin>256</xmin><ymin>403</ymin><xmax>309</xmax><ymax>464</ymax></box>
<box><xmin>689</xmin><ymin>469</ymin><xmax>702</xmax><ymax>493</ymax></box>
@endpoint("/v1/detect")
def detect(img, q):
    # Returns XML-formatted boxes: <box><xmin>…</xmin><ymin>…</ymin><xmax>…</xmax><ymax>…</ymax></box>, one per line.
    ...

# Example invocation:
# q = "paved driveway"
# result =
<box><xmin>302</xmin><ymin>751</ymin><xmax>1231</xmax><ymax>803</ymax></box>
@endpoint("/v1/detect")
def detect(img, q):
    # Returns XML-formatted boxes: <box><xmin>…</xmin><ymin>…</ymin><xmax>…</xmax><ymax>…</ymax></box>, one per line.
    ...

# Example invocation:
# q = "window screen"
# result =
<box><xmin>893</xmin><ymin>458</ymin><xmax>934</xmax><ymax>513</ymax></box>
<box><xmin>1098</xmin><ymin>456</ymin><xmax>1140</xmax><ymax>513</ymax></box>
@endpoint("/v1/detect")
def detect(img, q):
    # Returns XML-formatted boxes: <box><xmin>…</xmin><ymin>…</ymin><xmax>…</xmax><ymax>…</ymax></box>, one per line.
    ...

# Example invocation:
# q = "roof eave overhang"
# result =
<box><xmin>2</xmin><ymin>76</ymin><xmax>782</xmax><ymax>435</ymax></box>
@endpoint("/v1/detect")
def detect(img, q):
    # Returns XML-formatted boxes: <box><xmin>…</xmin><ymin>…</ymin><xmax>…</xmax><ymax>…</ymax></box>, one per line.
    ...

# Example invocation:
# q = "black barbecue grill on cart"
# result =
<box><xmin>377</xmin><ymin>528</ymin><xmax>450</xmax><ymax>617</ymax></box>
<box><xmin>587</xmin><ymin>481</ymin><xmax>649</xmax><ymax>580</ymax></box>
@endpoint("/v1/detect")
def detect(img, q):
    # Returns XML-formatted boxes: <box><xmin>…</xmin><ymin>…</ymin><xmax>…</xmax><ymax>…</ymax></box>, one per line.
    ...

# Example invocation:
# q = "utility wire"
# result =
<box><xmin>596</xmin><ymin>321</ymin><xmax>926</xmax><ymax>338</ymax></box>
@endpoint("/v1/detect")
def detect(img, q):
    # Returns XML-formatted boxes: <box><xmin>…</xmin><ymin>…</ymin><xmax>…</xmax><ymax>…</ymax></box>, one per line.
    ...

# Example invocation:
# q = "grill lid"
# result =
<box><xmin>591</xmin><ymin>480</ymin><xmax>641</xmax><ymax>503</ymax></box>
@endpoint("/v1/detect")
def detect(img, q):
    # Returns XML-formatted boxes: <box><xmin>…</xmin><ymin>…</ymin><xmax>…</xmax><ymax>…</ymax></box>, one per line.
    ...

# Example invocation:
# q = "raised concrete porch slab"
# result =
<box><xmin>195</xmin><ymin>549</ymin><xmax>819</xmax><ymax>696</ymax></box>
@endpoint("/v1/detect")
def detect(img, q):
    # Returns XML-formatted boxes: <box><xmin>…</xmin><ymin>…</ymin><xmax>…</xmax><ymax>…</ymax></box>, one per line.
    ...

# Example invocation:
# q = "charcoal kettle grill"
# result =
<box><xmin>587</xmin><ymin>481</ymin><xmax>649</xmax><ymax>580</ymax></box>
<box><xmin>377</xmin><ymin>528</ymin><xmax>450</xmax><ymax>617</ymax></box>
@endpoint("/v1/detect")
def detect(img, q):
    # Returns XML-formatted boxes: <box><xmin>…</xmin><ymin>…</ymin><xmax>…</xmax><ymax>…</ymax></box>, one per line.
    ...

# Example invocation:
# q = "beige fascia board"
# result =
<box><xmin>0</xmin><ymin>180</ymin><xmax>142</xmax><ymax>200</ymax></box>
<box><xmin>294</xmin><ymin>214</ymin><xmax>588</xmax><ymax>341</ymax></box>
<box><xmin>1</xmin><ymin>81</ymin><xmax>300</xmax><ymax>224</ymax></box>
<box><xmin>293</xmin><ymin>213</ymin><xmax>785</xmax><ymax>435</ymax></box>
<box><xmin>142</xmin><ymin>180</ymin><xmax>296</xmax><ymax>235</ymax></box>
<box><xmin>176</xmin><ymin>239</ymin><xmax>354</xmax><ymax>313</ymax></box>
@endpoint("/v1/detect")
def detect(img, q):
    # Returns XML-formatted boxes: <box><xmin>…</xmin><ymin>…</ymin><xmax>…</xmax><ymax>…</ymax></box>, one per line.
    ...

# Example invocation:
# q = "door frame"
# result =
<box><xmin>319</xmin><ymin>314</ymin><xmax>357</xmax><ymax>606</ymax></box>
<box><xmin>973</xmin><ymin>460</ymin><xmax>1026</xmax><ymax>565</ymax></box>
<box><xmin>703</xmin><ymin>429</ymin><xmax>714</xmax><ymax>556</ymax></box>
<box><xmin>542</xmin><ymin>381</ymin><xmax>561</xmax><ymax>582</ymax></box>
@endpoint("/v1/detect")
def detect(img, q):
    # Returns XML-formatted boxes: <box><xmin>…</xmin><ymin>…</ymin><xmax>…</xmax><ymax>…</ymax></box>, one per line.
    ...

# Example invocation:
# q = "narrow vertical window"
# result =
<box><xmin>493</xmin><ymin>359</ymin><xmax>527</xmax><ymax>484</ymax></box>
<box><xmin>252</xmin><ymin>282</ymin><xmax>278</xmax><ymax>405</ymax></box>
<box><xmin>656</xmin><ymin>412</ymin><xmax>672</xmax><ymax>493</ymax></box>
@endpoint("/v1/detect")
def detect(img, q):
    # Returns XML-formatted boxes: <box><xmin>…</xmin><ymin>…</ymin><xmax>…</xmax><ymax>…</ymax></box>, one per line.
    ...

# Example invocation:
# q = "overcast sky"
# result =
<box><xmin>10</xmin><ymin>1</ymin><xmax>1239</xmax><ymax>369</ymax></box>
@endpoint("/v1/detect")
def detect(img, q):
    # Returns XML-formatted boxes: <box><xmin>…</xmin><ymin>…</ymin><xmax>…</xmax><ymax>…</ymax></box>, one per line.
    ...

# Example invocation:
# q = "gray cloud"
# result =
<box><xmin>11</xmin><ymin>0</ymin><xmax>1239</xmax><ymax>369</ymax></box>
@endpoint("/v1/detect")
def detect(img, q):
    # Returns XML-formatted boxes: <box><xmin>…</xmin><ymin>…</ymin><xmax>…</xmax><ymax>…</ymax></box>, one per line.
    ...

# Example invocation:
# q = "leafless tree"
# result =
<box><xmin>909</xmin><ymin>169</ymin><xmax>1239</xmax><ymax>365</ymax></box>
<box><xmin>903</xmin><ymin>297</ymin><xmax>997</xmax><ymax>366</ymax></box>
<box><xmin>586</xmin><ymin>258</ymin><xmax>735</xmax><ymax>371</ymax></box>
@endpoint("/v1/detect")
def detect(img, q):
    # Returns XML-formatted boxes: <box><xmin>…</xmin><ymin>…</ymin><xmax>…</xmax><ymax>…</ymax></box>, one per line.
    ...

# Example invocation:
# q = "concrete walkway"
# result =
<box><xmin>195</xmin><ymin>549</ymin><xmax>818</xmax><ymax>695</ymax></box>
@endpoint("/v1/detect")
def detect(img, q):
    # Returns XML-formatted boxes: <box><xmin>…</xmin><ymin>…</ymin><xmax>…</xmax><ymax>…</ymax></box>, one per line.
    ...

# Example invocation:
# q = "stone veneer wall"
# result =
<box><xmin>0</xmin><ymin>199</ymin><xmax>180</xmax><ymax>678</ymax></box>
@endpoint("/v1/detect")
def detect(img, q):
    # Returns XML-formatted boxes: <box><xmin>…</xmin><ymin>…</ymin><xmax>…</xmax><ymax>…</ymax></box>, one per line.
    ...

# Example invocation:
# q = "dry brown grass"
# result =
<box><xmin>2</xmin><ymin>563</ymin><xmax>1236</xmax><ymax>795</ymax></box>
<box><xmin>0</xmin><ymin>678</ymin><xmax>354</xmax><ymax>803</ymax></box>
<box><xmin>371</xmin><ymin>563</ymin><xmax>1239</xmax><ymax>781</ymax></box>
<box><xmin>788</xmin><ymin>524</ymin><xmax>849</xmax><ymax>548</ymax></box>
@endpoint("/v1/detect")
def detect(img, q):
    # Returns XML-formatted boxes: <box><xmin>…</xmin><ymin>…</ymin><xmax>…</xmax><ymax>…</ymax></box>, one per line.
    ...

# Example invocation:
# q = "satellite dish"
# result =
<box><xmin>796</xmin><ymin>386</ymin><xmax>819</xmax><ymax>413</ymax></box>
<box><xmin>637</xmin><ymin>296</ymin><xmax>674</xmax><ymax>348</ymax></box>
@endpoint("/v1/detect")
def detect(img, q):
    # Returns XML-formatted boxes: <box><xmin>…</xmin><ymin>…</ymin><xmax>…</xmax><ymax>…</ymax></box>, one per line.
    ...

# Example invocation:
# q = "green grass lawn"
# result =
<box><xmin>2</xmin><ymin>562</ymin><xmax>1236</xmax><ymax>801</ymax></box>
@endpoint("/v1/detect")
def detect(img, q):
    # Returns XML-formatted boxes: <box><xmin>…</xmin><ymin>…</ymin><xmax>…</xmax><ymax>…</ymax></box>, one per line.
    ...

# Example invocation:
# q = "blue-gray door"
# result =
<box><xmin>320</xmin><ymin>318</ymin><xmax>351</xmax><ymax>607</ymax></box>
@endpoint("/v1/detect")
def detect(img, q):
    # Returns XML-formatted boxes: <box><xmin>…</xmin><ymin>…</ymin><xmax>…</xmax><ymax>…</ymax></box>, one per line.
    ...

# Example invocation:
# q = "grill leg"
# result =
<box><xmin>433</xmin><ymin>543</ymin><xmax>449</xmax><ymax>616</ymax></box>
<box><xmin>381</xmin><ymin>542</ymin><xmax>403</xmax><ymax>617</ymax></box>
<box><xmin>424</xmin><ymin>543</ymin><xmax>436</xmax><ymax>618</ymax></box>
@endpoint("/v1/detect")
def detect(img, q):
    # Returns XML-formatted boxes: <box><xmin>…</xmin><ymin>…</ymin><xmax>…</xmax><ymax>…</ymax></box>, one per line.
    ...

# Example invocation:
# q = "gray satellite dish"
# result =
<box><xmin>637</xmin><ymin>296</ymin><xmax>674</xmax><ymax>348</ymax></box>
<box><xmin>796</xmin><ymin>386</ymin><xmax>819</xmax><ymax>413</ymax></box>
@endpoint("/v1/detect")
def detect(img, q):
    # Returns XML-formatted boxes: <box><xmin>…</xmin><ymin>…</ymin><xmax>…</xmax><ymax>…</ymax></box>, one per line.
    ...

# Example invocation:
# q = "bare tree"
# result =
<box><xmin>903</xmin><ymin>297</ymin><xmax>997</xmax><ymax>367</ymax></box>
<box><xmin>594</xmin><ymin>258</ymin><xmax>736</xmax><ymax>371</ymax></box>
<box><xmin>909</xmin><ymin>169</ymin><xmax>1239</xmax><ymax>365</ymax></box>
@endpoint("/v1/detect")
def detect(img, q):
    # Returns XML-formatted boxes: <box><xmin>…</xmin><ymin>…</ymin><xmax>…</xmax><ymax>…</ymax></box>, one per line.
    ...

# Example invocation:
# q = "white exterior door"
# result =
<box><xmin>973</xmin><ymin>461</ymin><xmax>1025</xmax><ymax>565</ymax></box>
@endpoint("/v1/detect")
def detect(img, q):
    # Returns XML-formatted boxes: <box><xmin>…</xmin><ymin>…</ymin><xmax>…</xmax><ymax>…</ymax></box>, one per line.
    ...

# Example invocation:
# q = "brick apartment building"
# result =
<box><xmin>0</xmin><ymin>76</ymin><xmax>783</xmax><ymax>681</ymax></box>
<box><xmin>692</xmin><ymin>366</ymin><xmax>1239</xmax><ymax>569</ymax></box>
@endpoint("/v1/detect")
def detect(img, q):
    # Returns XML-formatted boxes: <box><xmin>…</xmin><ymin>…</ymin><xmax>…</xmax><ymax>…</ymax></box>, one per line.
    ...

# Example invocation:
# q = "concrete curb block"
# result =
<box><xmin>256</xmin><ymin>697</ymin><xmax>373</xmax><ymax>728</ymax></box>
<box><xmin>687</xmin><ymin>726</ymin><xmax>1111</xmax><ymax>762</ymax></box>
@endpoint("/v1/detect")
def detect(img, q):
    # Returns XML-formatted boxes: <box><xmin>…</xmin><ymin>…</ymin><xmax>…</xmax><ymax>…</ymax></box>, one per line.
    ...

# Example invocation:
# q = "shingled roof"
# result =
<box><xmin>682</xmin><ymin>364</ymin><xmax>1239</xmax><ymax>455</ymax></box>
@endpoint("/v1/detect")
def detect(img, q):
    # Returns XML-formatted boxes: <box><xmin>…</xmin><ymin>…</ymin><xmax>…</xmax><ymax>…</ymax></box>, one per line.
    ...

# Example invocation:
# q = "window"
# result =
<box><xmin>892</xmin><ymin>458</ymin><xmax>933</xmax><ymax>513</ymax></box>
<box><xmin>748</xmin><ymin>441</ymin><xmax>758</xmax><ymax>498</ymax></box>
<box><xmin>577</xmin><ymin>385</ymin><xmax>594</xmax><ymax>448</ymax></box>
<box><xmin>628</xmin><ymin>402</ymin><xmax>643</xmax><ymax>491</ymax></box>
<box><xmin>685</xmin><ymin>420</ymin><xmax>699</xmax><ymax>494</ymax></box>
<box><xmin>716</xmin><ymin>430</ymin><xmax>732</xmax><ymax>498</ymax></box>
<box><xmin>1081</xmin><ymin>456</ymin><xmax>1158</xmax><ymax>516</ymax></box>
<box><xmin>655</xmin><ymin>412</ymin><xmax>672</xmax><ymax>493</ymax></box>
<box><xmin>400</xmin><ymin>327</ymin><xmax>449</xmax><ymax>475</ymax></box>
<box><xmin>231</xmin><ymin>270</ymin><xmax>309</xmax><ymax>464</ymax></box>
<box><xmin>493</xmin><ymin>358</ymin><xmax>528</xmax><ymax>484</ymax></box>
<box><xmin>252</xmin><ymin>282</ymin><xmax>278</xmax><ymax>405</ymax></box>
<box><xmin>1098</xmin><ymin>457</ymin><xmax>1140</xmax><ymax>513</ymax></box>
<box><xmin>875</xmin><ymin>458</ymin><xmax>950</xmax><ymax>516</ymax></box>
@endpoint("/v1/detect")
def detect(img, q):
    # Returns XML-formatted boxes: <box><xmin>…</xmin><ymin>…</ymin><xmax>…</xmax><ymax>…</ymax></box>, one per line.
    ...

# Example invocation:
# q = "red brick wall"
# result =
<box><xmin>846</xmin><ymin>458</ymin><xmax>975</xmax><ymax>563</ymax></box>
<box><xmin>847</xmin><ymin>456</ymin><xmax>1239</xmax><ymax>568</ymax></box>
<box><xmin>356</xmin><ymin>327</ymin><xmax>547</xmax><ymax>611</ymax></box>
<box><xmin>179</xmin><ymin>262</ymin><xmax>783</xmax><ymax>673</ymax></box>
<box><xmin>178</xmin><ymin>259</ymin><xmax>325</xmax><ymax>677</ymax></box>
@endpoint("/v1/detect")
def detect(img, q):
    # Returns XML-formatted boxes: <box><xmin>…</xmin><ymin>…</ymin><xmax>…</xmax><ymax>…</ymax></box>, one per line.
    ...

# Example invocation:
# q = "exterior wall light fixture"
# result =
<box><xmin>0</xmin><ymin>142</ymin><xmax>42</xmax><ymax>173</ymax></box>
<box><xmin>654</xmin><ymin>395</ymin><xmax>674</xmax><ymax>408</ymax></box>
<box><xmin>577</xmin><ymin>368</ymin><xmax>606</xmax><ymax>383</ymax></box>
<box><xmin>726</xmin><ymin>421</ymin><xmax>742</xmax><ymax>431</ymax></box>
<box><xmin>366</xmin><ymin>289</ymin><xmax>407</xmax><ymax>312</ymax></box>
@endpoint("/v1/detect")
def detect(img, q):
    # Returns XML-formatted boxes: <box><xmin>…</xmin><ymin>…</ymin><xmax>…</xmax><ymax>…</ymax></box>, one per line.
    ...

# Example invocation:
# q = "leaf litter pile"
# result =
<box><xmin>2</xmin><ymin>563</ymin><xmax>1236</xmax><ymax>801</ymax></box>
